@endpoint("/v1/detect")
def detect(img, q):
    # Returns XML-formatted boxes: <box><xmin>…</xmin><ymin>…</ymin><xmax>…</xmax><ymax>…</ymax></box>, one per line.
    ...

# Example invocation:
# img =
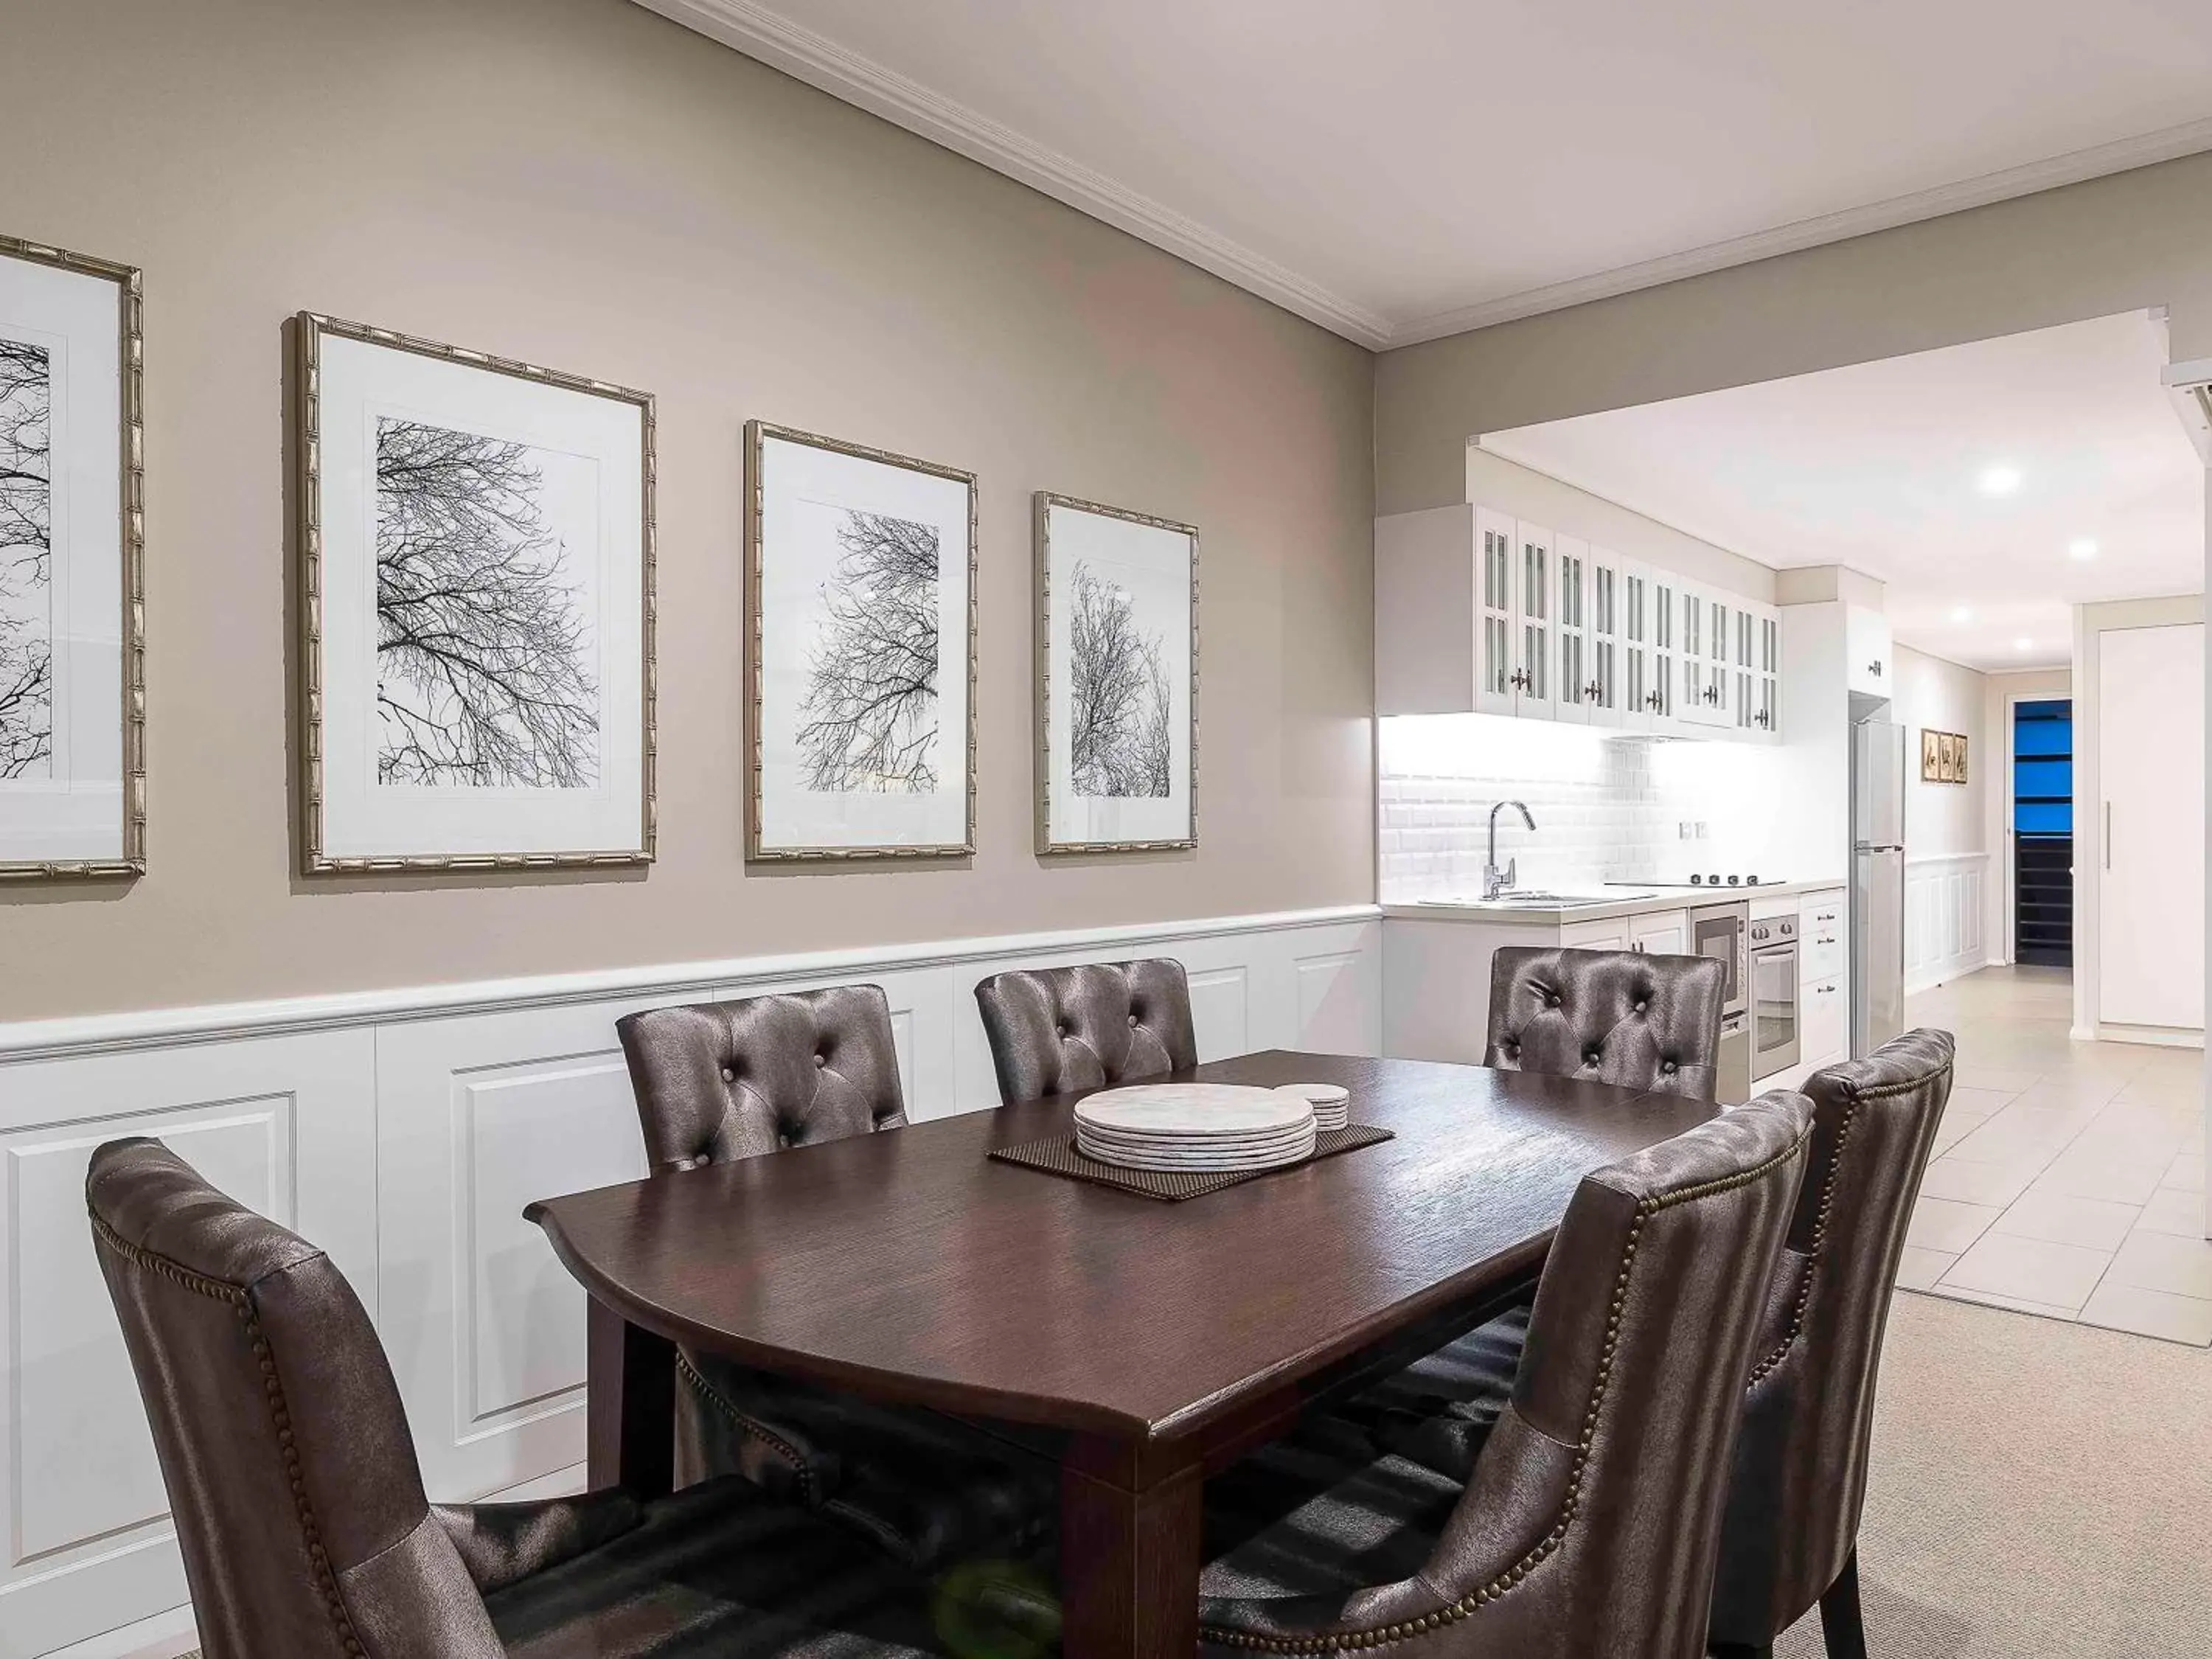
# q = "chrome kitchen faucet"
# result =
<box><xmin>1484</xmin><ymin>801</ymin><xmax>1537</xmax><ymax>900</ymax></box>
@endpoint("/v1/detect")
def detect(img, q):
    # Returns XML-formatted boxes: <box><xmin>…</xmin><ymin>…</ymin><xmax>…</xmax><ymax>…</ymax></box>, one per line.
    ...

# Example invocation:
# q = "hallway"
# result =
<box><xmin>1902</xmin><ymin>965</ymin><xmax>2211</xmax><ymax>1343</ymax></box>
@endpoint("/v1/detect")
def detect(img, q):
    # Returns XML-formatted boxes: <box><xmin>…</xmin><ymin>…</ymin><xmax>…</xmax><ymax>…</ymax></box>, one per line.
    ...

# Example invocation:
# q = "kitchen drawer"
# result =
<box><xmin>1801</xmin><ymin>971</ymin><xmax>1846</xmax><ymax>1065</ymax></box>
<box><xmin>1797</xmin><ymin>887</ymin><xmax>1844</xmax><ymax>930</ymax></box>
<box><xmin>1801</xmin><ymin>930</ymin><xmax>1846</xmax><ymax>984</ymax></box>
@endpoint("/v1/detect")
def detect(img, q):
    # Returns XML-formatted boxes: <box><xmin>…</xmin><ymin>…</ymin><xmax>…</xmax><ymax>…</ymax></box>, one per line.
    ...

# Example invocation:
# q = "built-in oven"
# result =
<box><xmin>1750</xmin><ymin>913</ymin><xmax>1800</xmax><ymax>1079</ymax></box>
<box><xmin>1688</xmin><ymin>900</ymin><xmax>1752</xmax><ymax>1103</ymax></box>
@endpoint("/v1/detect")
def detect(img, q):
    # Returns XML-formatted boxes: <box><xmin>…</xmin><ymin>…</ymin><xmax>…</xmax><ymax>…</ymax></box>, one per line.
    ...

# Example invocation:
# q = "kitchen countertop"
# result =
<box><xmin>1381</xmin><ymin>875</ymin><xmax>1847</xmax><ymax>927</ymax></box>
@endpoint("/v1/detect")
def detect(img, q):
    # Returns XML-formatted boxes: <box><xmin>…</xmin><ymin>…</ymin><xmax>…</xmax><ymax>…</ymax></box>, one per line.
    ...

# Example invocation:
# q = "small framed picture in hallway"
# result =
<box><xmin>1034</xmin><ymin>492</ymin><xmax>1197</xmax><ymax>855</ymax></box>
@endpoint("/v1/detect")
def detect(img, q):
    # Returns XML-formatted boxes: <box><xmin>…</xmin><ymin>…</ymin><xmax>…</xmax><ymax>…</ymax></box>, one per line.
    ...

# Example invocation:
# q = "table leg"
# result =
<box><xmin>585</xmin><ymin>1296</ymin><xmax>675</xmax><ymax>1497</ymax></box>
<box><xmin>1060</xmin><ymin>1444</ymin><xmax>1203</xmax><ymax>1659</ymax></box>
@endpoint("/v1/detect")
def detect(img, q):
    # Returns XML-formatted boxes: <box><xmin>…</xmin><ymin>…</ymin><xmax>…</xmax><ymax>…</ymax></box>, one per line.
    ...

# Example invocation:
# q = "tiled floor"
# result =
<box><xmin>1900</xmin><ymin>964</ymin><xmax>2212</xmax><ymax>1345</ymax></box>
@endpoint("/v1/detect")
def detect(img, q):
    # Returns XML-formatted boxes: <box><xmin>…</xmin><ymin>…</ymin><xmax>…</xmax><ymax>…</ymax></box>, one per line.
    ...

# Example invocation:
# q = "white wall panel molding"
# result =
<box><xmin>0</xmin><ymin>1030</ymin><xmax>375</xmax><ymax>1659</ymax></box>
<box><xmin>0</xmin><ymin>905</ymin><xmax>1379</xmax><ymax>1064</ymax></box>
<box><xmin>1905</xmin><ymin>852</ymin><xmax>1989</xmax><ymax>995</ymax></box>
<box><xmin>0</xmin><ymin>906</ymin><xmax>1377</xmax><ymax>1652</ymax></box>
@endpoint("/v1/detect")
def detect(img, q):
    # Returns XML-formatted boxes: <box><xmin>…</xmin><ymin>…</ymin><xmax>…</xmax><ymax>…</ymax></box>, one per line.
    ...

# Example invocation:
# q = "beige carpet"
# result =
<box><xmin>1775</xmin><ymin>1289</ymin><xmax>2212</xmax><ymax>1657</ymax></box>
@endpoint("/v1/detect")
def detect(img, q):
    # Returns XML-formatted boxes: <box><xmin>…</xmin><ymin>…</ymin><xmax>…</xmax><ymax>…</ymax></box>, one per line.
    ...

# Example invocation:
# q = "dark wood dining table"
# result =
<box><xmin>526</xmin><ymin>1051</ymin><xmax>1716</xmax><ymax>1658</ymax></box>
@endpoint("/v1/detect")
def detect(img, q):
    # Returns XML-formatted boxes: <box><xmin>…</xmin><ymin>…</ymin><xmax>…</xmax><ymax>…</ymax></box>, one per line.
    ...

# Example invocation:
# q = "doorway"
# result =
<box><xmin>2011</xmin><ymin>697</ymin><xmax>2073</xmax><ymax>967</ymax></box>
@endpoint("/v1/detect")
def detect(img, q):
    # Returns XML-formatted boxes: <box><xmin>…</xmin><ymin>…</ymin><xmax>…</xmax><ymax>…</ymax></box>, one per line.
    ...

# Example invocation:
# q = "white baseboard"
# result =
<box><xmin>2091</xmin><ymin>1023</ymin><xmax>2207</xmax><ymax>1050</ymax></box>
<box><xmin>0</xmin><ymin>903</ymin><xmax>1382</xmax><ymax>1658</ymax></box>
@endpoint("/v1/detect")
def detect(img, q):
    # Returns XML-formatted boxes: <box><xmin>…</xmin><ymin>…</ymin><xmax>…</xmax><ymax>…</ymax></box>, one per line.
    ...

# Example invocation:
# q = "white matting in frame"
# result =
<box><xmin>302</xmin><ymin>316</ymin><xmax>651</xmax><ymax>870</ymax></box>
<box><xmin>1037</xmin><ymin>493</ymin><xmax>1197</xmax><ymax>854</ymax></box>
<box><xmin>0</xmin><ymin>238</ymin><xmax>139</xmax><ymax>877</ymax></box>
<box><xmin>748</xmin><ymin>423</ymin><xmax>975</xmax><ymax>858</ymax></box>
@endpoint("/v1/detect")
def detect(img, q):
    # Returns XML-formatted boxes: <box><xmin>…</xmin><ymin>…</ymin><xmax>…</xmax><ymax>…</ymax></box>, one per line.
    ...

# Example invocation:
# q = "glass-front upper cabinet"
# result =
<box><xmin>1515</xmin><ymin>523</ymin><xmax>1553</xmax><ymax>717</ymax></box>
<box><xmin>1472</xmin><ymin>507</ymin><xmax>1517</xmax><ymax>716</ymax></box>
<box><xmin>1756</xmin><ymin>607</ymin><xmax>1781</xmax><ymax>740</ymax></box>
<box><xmin>1585</xmin><ymin>549</ymin><xmax>1622</xmax><ymax>726</ymax></box>
<box><xmin>1648</xmin><ymin>568</ymin><xmax>1678</xmax><ymax>727</ymax></box>
<box><xmin>1554</xmin><ymin>536</ymin><xmax>1590</xmax><ymax>724</ymax></box>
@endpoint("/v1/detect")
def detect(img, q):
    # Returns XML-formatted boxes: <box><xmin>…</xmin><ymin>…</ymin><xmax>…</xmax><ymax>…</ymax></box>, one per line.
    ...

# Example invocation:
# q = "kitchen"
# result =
<box><xmin>1372</xmin><ymin>453</ymin><xmax>1887</xmax><ymax>1107</ymax></box>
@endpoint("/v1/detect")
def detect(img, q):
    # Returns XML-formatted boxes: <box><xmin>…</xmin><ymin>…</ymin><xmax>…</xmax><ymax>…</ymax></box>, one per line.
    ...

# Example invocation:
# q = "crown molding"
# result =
<box><xmin>1386</xmin><ymin>116</ymin><xmax>2212</xmax><ymax>349</ymax></box>
<box><xmin>635</xmin><ymin>0</ymin><xmax>2212</xmax><ymax>355</ymax></box>
<box><xmin>633</xmin><ymin>0</ymin><xmax>1394</xmax><ymax>348</ymax></box>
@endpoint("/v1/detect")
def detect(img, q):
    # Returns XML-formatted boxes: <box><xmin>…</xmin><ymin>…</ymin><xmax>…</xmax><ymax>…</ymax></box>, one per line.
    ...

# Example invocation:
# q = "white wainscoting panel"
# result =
<box><xmin>0</xmin><ymin>1031</ymin><xmax>375</xmax><ymax>1659</ymax></box>
<box><xmin>0</xmin><ymin>905</ymin><xmax>1377</xmax><ymax>1656</ymax></box>
<box><xmin>1905</xmin><ymin>853</ymin><xmax>1989</xmax><ymax>995</ymax></box>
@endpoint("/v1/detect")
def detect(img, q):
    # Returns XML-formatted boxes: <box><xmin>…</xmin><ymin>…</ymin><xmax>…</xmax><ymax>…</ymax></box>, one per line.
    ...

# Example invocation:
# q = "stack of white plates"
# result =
<box><xmin>1074</xmin><ymin>1084</ymin><xmax>1315</xmax><ymax>1173</ymax></box>
<box><xmin>1273</xmin><ymin>1082</ymin><xmax>1350</xmax><ymax>1132</ymax></box>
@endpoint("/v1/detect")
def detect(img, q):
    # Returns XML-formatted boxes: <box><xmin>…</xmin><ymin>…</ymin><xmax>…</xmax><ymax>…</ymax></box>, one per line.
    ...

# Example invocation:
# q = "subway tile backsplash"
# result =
<box><xmin>1377</xmin><ymin>715</ymin><xmax>1773</xmax><ymax>902</ymax></box>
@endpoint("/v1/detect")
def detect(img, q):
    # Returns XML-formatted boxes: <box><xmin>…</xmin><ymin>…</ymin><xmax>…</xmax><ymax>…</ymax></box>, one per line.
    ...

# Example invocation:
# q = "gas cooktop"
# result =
<box><xmin>1609</xmin><ymin>875</ymin><xmax>1782</xmax><ymax>890</ymax></box>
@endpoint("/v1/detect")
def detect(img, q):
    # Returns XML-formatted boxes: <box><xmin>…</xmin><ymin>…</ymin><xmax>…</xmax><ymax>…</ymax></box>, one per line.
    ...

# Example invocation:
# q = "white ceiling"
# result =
<box><xmin>640</xmin><ymin>0</ymin><xmax>2212</xmax><ymax>347</ymax></box>
<box><xmin>1479</xmin><ymin>312</ymin><xmax>2205</xmax><ymax>671</ymax></box>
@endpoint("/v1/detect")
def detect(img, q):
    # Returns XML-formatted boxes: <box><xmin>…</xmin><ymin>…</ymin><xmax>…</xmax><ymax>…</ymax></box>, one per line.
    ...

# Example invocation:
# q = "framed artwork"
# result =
<box><xmin>1955</xmin><ymin>734</ymin><xmax>1969</xmax><ymax>784</ymax></box>
<box><xmin>1936</xmin><ymin>733</ymin><xmax>1958</xmax><ymax>782</ymax></box>
<box><xmin>1034</xmin><ymin>492</ymin><xmax>1197</xmax><ymax>854</ymax></box>
<box><xmin>0</xmin><ymin>234</ymin><xmax>144</xmax><ymax>879</ymax></box>
<box><xmin>296</xmin><ymin>313</ymin><xmax>653</xmax><ymax>872</ymax></box>
<box><xmin>1920</xmin><ymin>728</ymin><xmax>1941</xmax><ymax>783</ymax></box>
<box><xmin>746</xmin><ymin>422</ymin><xmax>975</xmax><ymax>860</ymax></box>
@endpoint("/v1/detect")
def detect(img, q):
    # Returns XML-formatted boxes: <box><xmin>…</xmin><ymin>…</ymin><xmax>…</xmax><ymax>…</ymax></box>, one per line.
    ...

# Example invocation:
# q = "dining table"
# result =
<box><xmin>525</xmin><ymin>1049</ymin><xmax>1717</xmax><ymax>1658</ymax></box>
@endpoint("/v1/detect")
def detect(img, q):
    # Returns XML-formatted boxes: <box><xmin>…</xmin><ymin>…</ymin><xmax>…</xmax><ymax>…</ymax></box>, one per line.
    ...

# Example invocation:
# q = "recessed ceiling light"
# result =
<box><xmin>1978</xmin><ymin>464</ymin><xmax>2024</xmax><ymax>496</ymax></box>
<box><xmin>2014</xmin><ymin>637</ymin><xmax>2034</xmax><ymax>651</ymax></box>
<box><xmin>1950</xmin><ymin>606</ymin><xmax>1973</xmax><ymax>622</ymax></box>
<box><xmin>2069</xmin><ymin>538</ymin><xmax>2099</xmax><ymax>560</ymax></box>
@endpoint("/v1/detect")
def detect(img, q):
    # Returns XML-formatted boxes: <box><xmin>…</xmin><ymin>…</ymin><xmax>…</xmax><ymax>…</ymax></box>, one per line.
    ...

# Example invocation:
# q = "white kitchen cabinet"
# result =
<box><xmin>1373</xmin><ymin>502</ymin><xmax>1779</xmax><ymax>743</ymax></box>
<box><xmin>2096</xmin><ymin>624</ymin><xmax>2205</xmax><ymax>1032</ymax></box>
<box><xmin>1584</xmin><ymin>547</ymin><xmax>1624</xmax><ymax>727</ymax></box>
<box><xmin>1753</xmin><ymin>606</ymin><xmax>1782</xmax><ymax>741</ymax></box>
<box><xmin>1797</xmin><ymin>886</ymin><xmax>1848</xmax><ymax>1071</ymax></box>
<box><xmin>1513</xmin><ymin>522</ymin><xmax>1556</xmax><ymax>717</ymax></box>
<box><xmin>1845</xmin><ymin>605</ymin><xmax>1893</xmax><ymax>700</ymax></box>
<box><xmin>1554</xmin><ymin>535</ymin><xmax>1593</xmax><ymax>725</ymax></box>
<box><xmin>1560</xmin><ymin>916</ymin><xmax>1631</xmax><ymax>952</ymax></box>
<box><xmin>1630</xmin><ymin>910</ymin><xmax>1690</xmax><ymax>957</ymax></box>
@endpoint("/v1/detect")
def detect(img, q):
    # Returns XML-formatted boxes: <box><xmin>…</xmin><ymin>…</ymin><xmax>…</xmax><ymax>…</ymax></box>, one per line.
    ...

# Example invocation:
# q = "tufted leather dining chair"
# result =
<box><xmin>973</xmin><ymin>958</ymin><xmax>1198</xmax><ymax>1105</ymax></box>
<box><xmin>1486</xmin><ymin>945</ymin><xmax>1727</xmax><ymax>1099</ymax></box>
<box><xmin>84</xmin><ymin>1138</ymin><xmax>981</xmax><ymax>1658</ymax></box>
<box><xmin>1329</xmin><ymin>946</ymin><xmax>1728</xmax><ymax>1482</ymax></box>
<box><xmin>1197</xmin><ymin>1092</ymin><xmax>1815</xmax><ymax>1659</ymax></box>
<box><xmin>1707</xmin><ymin>1028</ymin><xmax>1956</xmax><ymax>1659</ymax></box>
<box><xmin>615</xmin><ymin>984</ymin><xmax>1051</xmax><ymax>1572</ymax></box>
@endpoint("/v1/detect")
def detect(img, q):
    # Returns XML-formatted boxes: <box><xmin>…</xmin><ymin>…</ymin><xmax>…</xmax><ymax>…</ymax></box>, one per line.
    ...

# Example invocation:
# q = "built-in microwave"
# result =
<box><xmin>1688</xmin><ymin>901</ymin><xmax>1753</xmax><ymax>1102</ymax></box>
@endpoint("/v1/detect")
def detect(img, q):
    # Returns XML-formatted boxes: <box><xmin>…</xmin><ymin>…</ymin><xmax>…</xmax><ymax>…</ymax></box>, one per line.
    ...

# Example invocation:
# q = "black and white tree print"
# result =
<box><xmin>0</xmin><ymin>338</ymin><xmax>52</xmax><ymax>780</ymax></box>
<box><xmin>796</xmin><ymin>509</ymin><xmax>941</xmax><ymax>792</ymax></box>
<box><xmin>375</xmin><ymin>418</ymin><xmax>599</xmax><ymax>788</ymax></box>
<box><xmin>1068</xmin><ymin>561</ymin><xmax>1172</xmax><ymax>799</ymax></box>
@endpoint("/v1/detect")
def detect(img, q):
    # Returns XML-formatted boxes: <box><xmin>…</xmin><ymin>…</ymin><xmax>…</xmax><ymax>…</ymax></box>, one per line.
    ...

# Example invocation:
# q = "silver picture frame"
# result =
<box><xmin>0</xmin><ymin>233</ymin><xmax>145</xmax><ymax>881</ymax></box>
<box><xmin>1034</xmin><ymin>491</ymin><xmax>1199</xmax><ymax>855</ymax></box>
<box><xmin>745</xmin><ymin>420</ymin><xmax>978</xmax><ymax>861</ymax></box>
<box><xmin>294</xmin><ymin>312</ymin><xmax>656</xmax><ymax>874</ymax></box>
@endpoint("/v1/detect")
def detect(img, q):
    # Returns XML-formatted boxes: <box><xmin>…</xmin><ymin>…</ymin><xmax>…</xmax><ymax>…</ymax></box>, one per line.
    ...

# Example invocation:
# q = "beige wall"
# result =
<box><xmin>0</xmin><ymin>0</ymin><xmax>1377</xmax><ymax>1020</ymax></box>
<box><xmin>1893</xmin><ymin>644</ymin><xmax>1988</xmax><ymax>862</ymax></box>
<box><xmin>1378</xmin><ymin>153</ymin><xmax>2212</xmax><ymax>515</ymax></box>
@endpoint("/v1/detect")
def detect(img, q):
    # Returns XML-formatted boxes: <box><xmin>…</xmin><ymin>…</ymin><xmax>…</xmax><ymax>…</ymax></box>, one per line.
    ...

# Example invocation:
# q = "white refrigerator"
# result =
<box><xmin>1851</xmin><ymin>717</ymin><xmax>1907</xmax><ymax>1055</ymax></box>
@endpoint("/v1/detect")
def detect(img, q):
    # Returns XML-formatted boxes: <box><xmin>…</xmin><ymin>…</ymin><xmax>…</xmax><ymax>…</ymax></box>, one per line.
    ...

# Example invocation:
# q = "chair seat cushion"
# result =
<box><xmin>1336</xmin><ymin>1304</ymin><xmax>1529</xmax><ymax>1484</ymax></box>
<box><xmin>1200</xmin><ymin>1450</ymin><xmax>1464</xmax><ymax>1608</ymax></box>
<box><xmin>486</xmin><ymin>1477</ymin><xmax>1055</xmax><ymax>1658</ymax></box>
<box><xmin>681</xmin><ymin>1350</ymin><xmax>1055</xmax><ymax>1571</ymax></box>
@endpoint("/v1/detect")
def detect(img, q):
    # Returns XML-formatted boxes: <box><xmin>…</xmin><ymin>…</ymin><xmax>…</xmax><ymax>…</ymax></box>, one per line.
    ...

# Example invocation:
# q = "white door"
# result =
<box><xmin>1756</xmin><ymin>608</ymin><xmax>1782</xmax><ymax>742</ymax></box>
<box><xmin>2098</xmin><ymin>624</ymin><xmax>2206</xmax><ymax>1029</ymax></box>
<box><xmin>1554</xmin><ymin>535</ymin><xmax>1590</xmax><ymax>724</ymax></box>
<box><xmin>1514</xmin><ymin>522</ymin><xmax>1554</xmax><ymax>717</ymax></box>
<box><xmin>1473</xmin><ymin>508</ymin><xmax>1517</xmax><ymax>716</ymax></box>
<box><xmin>1648</xmin><ymin>571</ymin><xmax>1680</xmax><ymax>730</ymax></box>
<box><xmin>1678</xmin><ymin>588</ymin><xmax>1719</xmax><ymax>726</ymax></box>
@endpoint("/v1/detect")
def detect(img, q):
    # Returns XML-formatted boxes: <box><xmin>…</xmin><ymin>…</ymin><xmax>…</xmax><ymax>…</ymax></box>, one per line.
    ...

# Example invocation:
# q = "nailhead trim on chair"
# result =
<box><xmin>88</xmin><ymin>1209</ymin><xmax>371</xmax><ymax>1656</ymax></box>
<box><xmin>674</xmin><ymin>1348</ymin><xmax>818</xmax><ymax>1502</ymax></box>
<box><xmin>1198</xmin><ymin>1124</ymin><xmax>1813</xmax><ymax>1654</ymax></box>
<box><xmin>1745</xmin><ymin>1060</ymin><xmax>1951</xmax><ymax>1390</ymax></box>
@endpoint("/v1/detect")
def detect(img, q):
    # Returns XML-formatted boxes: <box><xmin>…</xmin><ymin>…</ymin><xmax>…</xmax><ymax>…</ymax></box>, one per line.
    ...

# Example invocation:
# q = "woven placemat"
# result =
<box><xmin>990</xmin><ymin>1123</ymin><xmax>1394</xmax><ymax>1202</ymax></box>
